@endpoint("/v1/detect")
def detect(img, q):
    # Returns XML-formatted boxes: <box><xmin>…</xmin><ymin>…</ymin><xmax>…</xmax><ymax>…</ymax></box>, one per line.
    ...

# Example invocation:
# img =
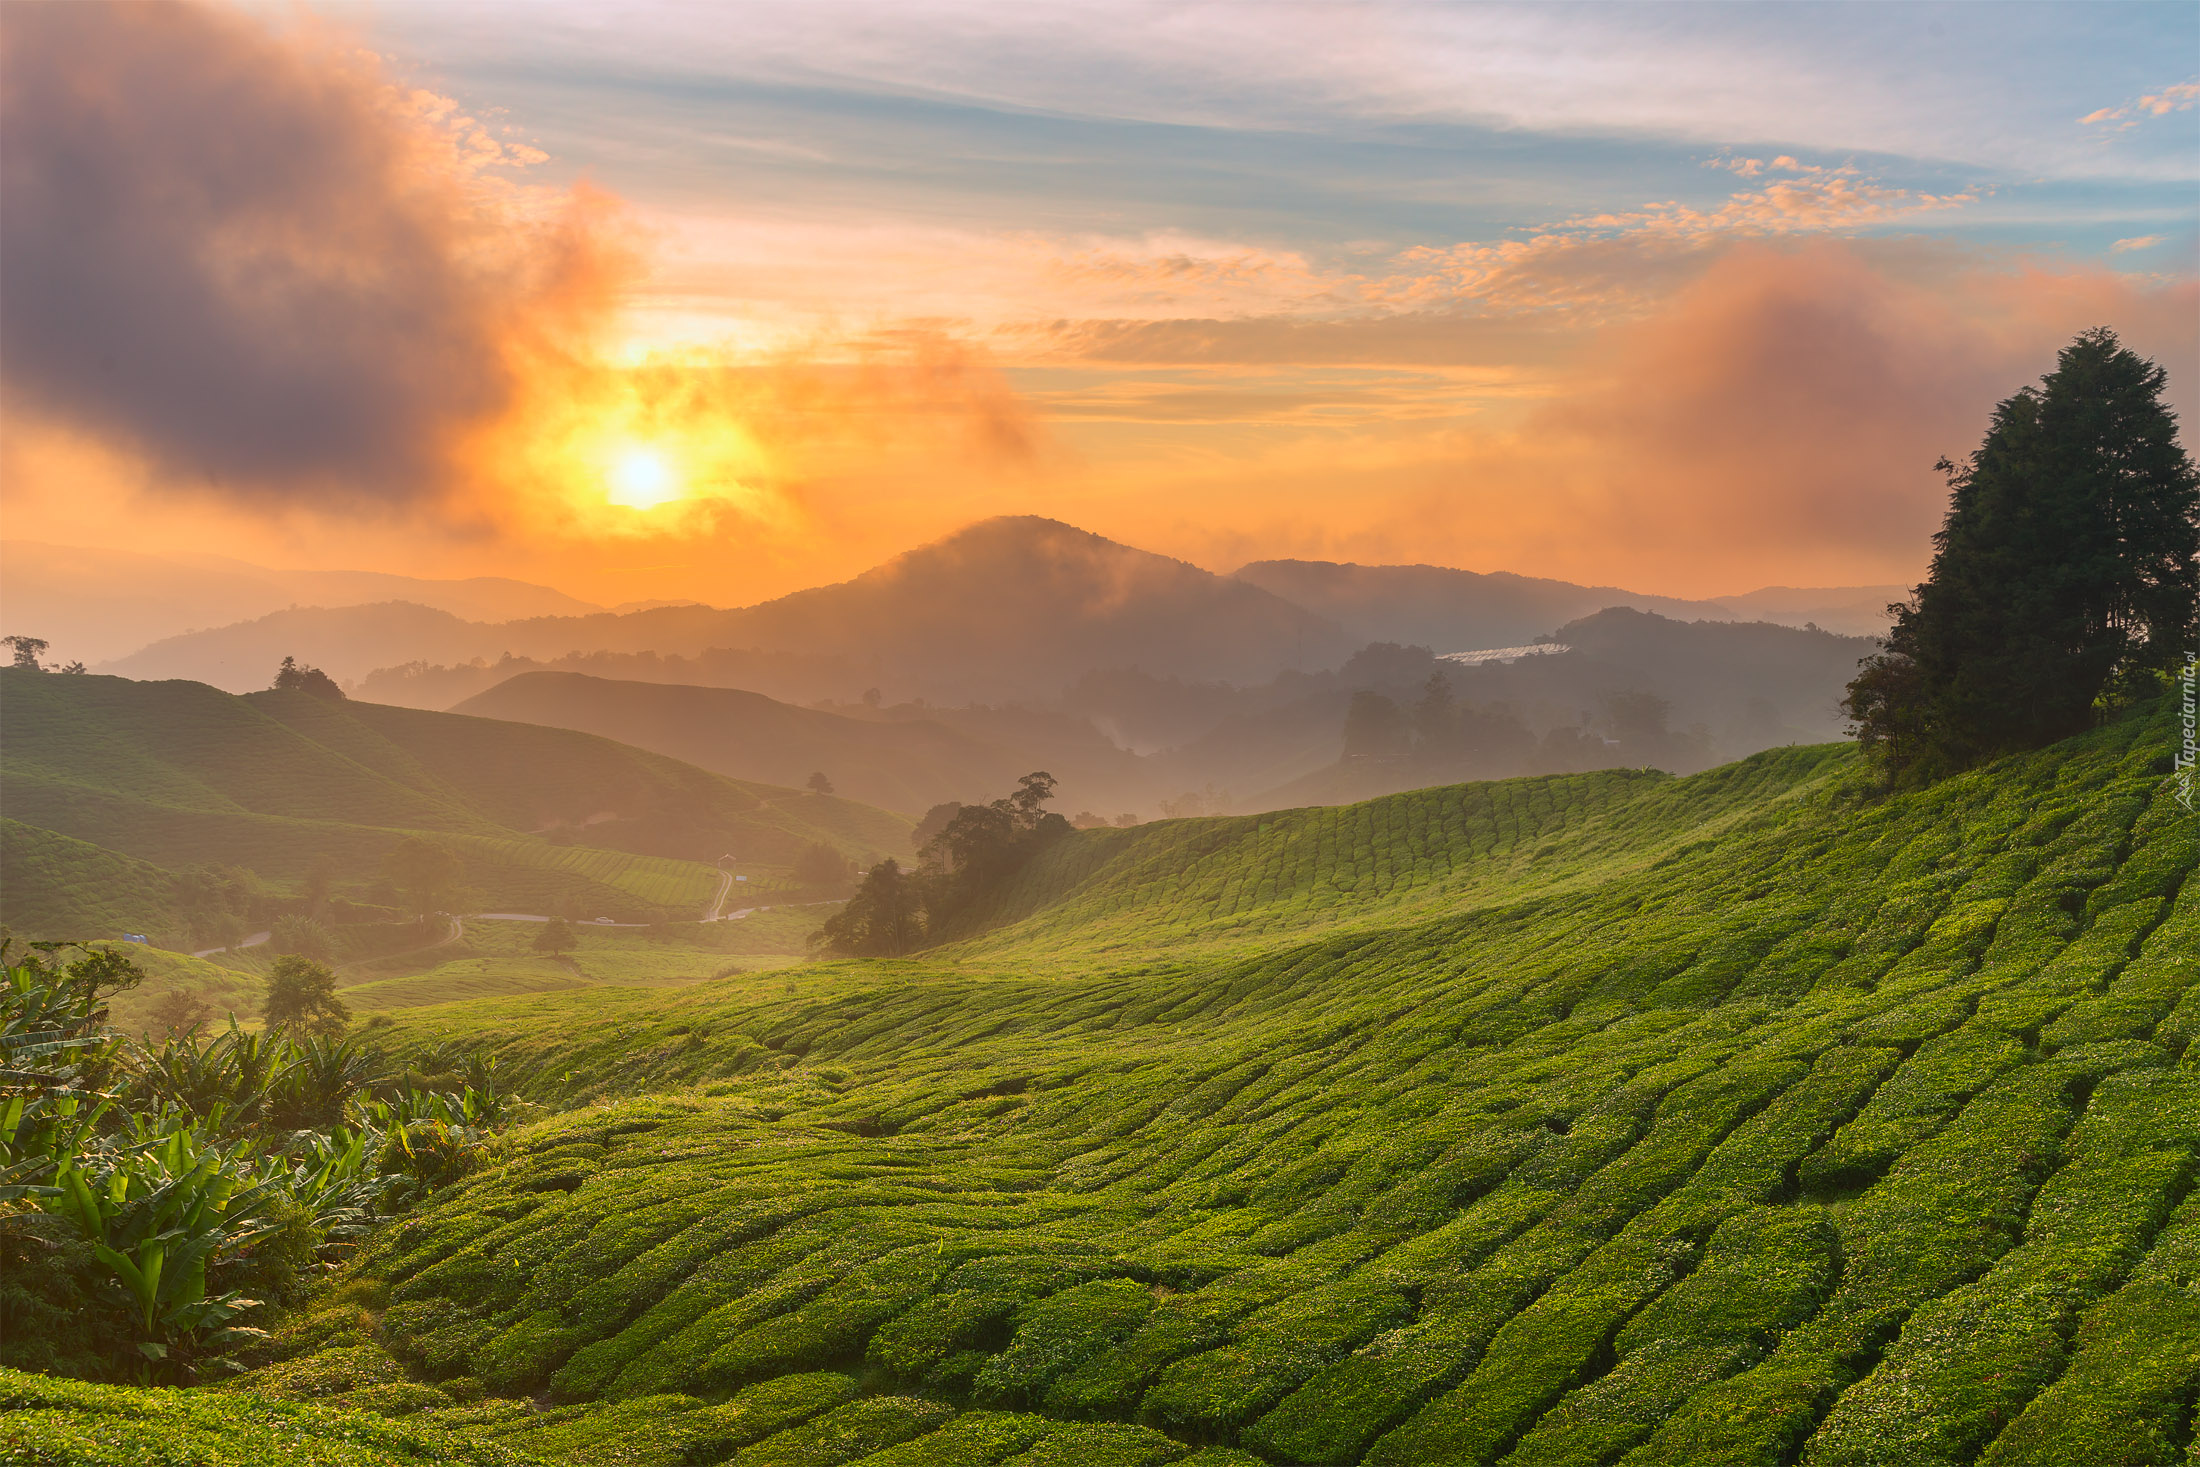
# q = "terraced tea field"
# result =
<box><xmin>335</xmin><ymin>916</ymin><xmax>826</xmax><ymax>1015</ymax></box>
<box><xmin>198</xmin><ymin>701</ymin><xmax>2197</xmax><ymax>1467</ymax></box>
<box><xmin>460</xmin><ymin>840</ymin><xmax>722</xmax><ymax>916</ymax></box>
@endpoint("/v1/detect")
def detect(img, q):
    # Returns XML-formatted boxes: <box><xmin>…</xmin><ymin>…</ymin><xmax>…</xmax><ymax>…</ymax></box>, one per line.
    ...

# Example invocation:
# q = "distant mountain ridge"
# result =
<box><xmin>1232</xmin><ymin>559</ymin><xmax>1901</xmax><ymax>647</ymax></box>
<box><xmin>2</xmin><ymin>539</ymin><xmax>602</xmax><ymax>665</ymax></box>
<box><xmin>97</xmin><ymin>517</ymin><xmax>1354</xmax><ymax>699</ymax></box>
<box><xmin>82</xmin><ymin>517</ymin><xmax>1898</xmax><ymax>711</ymax></box>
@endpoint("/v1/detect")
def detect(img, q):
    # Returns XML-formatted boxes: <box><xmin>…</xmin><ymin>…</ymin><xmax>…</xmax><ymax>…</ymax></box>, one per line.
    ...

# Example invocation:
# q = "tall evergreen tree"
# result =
<box><xmin>1847</xmin><ymin>329</ymin><xmax>2198</xmax><ymax>779</ymax></box>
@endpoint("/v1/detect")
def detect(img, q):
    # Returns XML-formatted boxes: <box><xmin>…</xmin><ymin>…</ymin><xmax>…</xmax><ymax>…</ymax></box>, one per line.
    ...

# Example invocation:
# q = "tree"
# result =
<box><xmin>272</xmin><ymin>655</ymin><xmax>345</xmax><ymax>700</ymax></box>
<box><xmin>3</xmin><ymin>635</ymin><xmax>48</xmax><ymax>671</ymax></box>
<box><xmin>1846</xmin><ymin>329</ymin><xmax>2199</xmax><ymax>780</ymax></box>
<box><xmin>1002</xmin><ymin>771</ymin><xmax>1059</xmax><ymax>832</ymax></box>
<box><xmin>1342</xmin><ymin>691</ymin><xmax>1410</xmax><ymax>759</ymax></box>
<box><xmin>269</xmin><ymin>915</ymin><xmax>335</xmax><ymax>963</ymax></box>
<box><xmin>380</xmin><ymin>837</ymin><xmax>464</xmax><ymax>927</ymax></box>
<box><xmin>532</xmin><ymin>918</ymin><xmax>577</xmax><ymax>958</ymax></box>
<box><xmin>895</xmin><ymin>773</ymin><xmax>1071</xmax><ymax>942</ymax></box>
<box><xmin>814</xmin><ymin>859</ymin><xmax>925</xmax><ymax>956</ymax></box>
<box><xmin>928</xmin><ymin>800</ymin><xmax>1015</xmax><ymax>881</ymax></box>
<box><xmin>1605</xmin><ymin>690</ymin><xmax>1671</xmax><ymax>745</ymax></box>
<box><xmin>806</xmin><ymin>771</ymin><xmax>835</xmax><ymax>795</ymax></box>
<box><xmin>791</xmin><ymin>842</ymin><xmax>856</xmax><ymax>890</ymax></box>
<box><xmin>302</xmin><ymin>856</ymin><xmax>337</xmax><ymax>922</ymax></box>
<box><xmin>145</xmin><ymin>987</ymin><xmax>213</xmax><ymax>1039</ymax></box>
<box><xmin>1159</xmin><ymin>785</ymin><xmax>1229</xmax><ymax>819</ymax></box>
<box><xmin>1411</xmin><ymin>672</ymin><xmax>1458</xmax><ymax>753</ymax></box>
<box><xmin>912</xmin><ymin>802</ymin><xmax>964</xmax><ymax>851</ymax></box>
<box><xmin>925</xmin><ymin>773</ymin><xmax>1064</xmax><ymax>883</ymax></box>
<box><xmin>262</xmin><ymin>954</ymin><xmax>349</xmax><ymax>1037</ymax></box>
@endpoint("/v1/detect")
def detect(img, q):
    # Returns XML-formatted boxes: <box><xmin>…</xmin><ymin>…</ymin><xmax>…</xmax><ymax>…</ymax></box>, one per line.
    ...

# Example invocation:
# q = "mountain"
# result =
<box><xmin>0</xmin><ymin>539</ymin><xmax>600</xmax><ymax>666</ymax></box>
<box><xmin>1231</xmin><ymin>558</ymin><xmax>1736</xmax><ymax>650</ymax></box>
<box><xmin>0</xmin><ymin>670</ymin><xmax>910</xmax><ymax>942</ymax></box>
<box><xmin>454</xmin><ymin>671</ymin><xmax>1111</xmax><ymax>816</ymax></box>
<box><xmin>96</xmin><ymin>601</ymin><xmax>502</xmax><ymax>693</ymax></box>
<box><xmin>1232</xmin><ymin>558</ymin><xmax>1901</xmax><ymax>650</ymax></box>
<box><xmin>91</xmin><ymin>599</ymin><xmax>786</xmax><ymax>693</ymax></box>
<box><xmin>226</xmin><ymin>698</ymin><xmax>2190</xmax><ymax>1466</ymax></box>
<box><xmin>1524</xmin><ymin>606</ymin><xmax>1876</xmax><ymax>732</ymax></box>
<box><xmin>97</xmin><ymin>518</ymin><xmax>1353</xmax><ymax>699</ymax></box>
<box><xmin>685</xmin><ymin>516</ymin><xmax>1350</xmax><ymax>700</ymax></box>
<box><xmin>1713</xmin><ymin>583</ymin><xmax>1909</xmax><ymax>637</ymax></box>
<box><xmin>1061</xmin><ymin>610</ymin><xmax>1876</xmax><ymax>810</ymax></box>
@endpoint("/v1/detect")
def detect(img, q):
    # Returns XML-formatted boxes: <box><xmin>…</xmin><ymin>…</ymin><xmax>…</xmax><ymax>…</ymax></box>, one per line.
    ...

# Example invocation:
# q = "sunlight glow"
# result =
<box><xmin>608</xmin><ymin>447</ymin><xmax>679</xmax><ymax>509</ymax></box>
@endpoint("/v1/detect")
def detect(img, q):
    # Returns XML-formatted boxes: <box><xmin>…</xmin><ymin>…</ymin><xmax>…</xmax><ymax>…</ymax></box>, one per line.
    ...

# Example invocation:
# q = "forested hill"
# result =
<box><xmin>0</xmin><ymin>671</ymin><xmax>910</xmax><ymax>938</ymax></box>
<box><xmin>192</xmin><ymin>696</ymin><xmax>2197</xmax><ymax>1467</ymax></box>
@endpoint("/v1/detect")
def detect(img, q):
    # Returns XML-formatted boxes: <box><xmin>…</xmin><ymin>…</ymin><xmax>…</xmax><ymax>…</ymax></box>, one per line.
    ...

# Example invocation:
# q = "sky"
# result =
<box><xmin>2</xmin><ymin>0</ymin><xmax>2195</xmax><ymax>607</ymax></box>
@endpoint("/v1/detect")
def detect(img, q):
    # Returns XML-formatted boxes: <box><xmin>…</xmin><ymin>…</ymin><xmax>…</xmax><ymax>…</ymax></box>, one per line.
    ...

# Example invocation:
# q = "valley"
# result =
<box><xmin>5</xmin><ymin>10</ymin><xmax>2193</xmax><ymax>1465</ymax></box>
<box><xmin>8</xmin><ymin>690</ymin><xmax>2192</xmax><ymax>1465</ymax></box>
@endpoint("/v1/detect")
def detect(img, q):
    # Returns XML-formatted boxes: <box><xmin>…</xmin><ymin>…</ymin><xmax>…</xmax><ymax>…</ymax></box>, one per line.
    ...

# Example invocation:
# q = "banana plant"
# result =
<box><xmin>0</xmin><ymin>1089</ymin><xmax>108</xmax><ymax>1200</ymax></box>
<box><xmin>263</xmin><ymin>1034</ymin><xmax>388</xmax><ymax>1130</ymax></box>
<box><xmin>126</xmin><ymin>1021</ymin><xmax>302</xmax><ymax>1124</ymax></box>
<box><xmin>47</xmin><ymin>1125</ymin><xmax>279</xmax><ymax>1372</ymax></box>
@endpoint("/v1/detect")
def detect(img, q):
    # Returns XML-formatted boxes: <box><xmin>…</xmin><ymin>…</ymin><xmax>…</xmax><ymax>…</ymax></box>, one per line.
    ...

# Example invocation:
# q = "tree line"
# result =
<box><xmin>1343</xmin><ymin>676</ymin><xmax>1712</xmax><ymax>778</ymax></box>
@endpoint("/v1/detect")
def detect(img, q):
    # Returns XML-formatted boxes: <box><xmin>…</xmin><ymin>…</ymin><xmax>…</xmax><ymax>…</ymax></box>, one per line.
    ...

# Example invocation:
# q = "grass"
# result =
<box><xmin>334</xmin><ymin>912</ymin><xmax>836</xmax><ymax>1014</ymax></box>
<box><xmin>8</xmin><ymin>697</ymin><xmax>2192</xmax><ymax>1466</ymax></box>
<box><xmin>0</xmin><ymin>1367</ymin><xmax>538</xmax><ymax>1466</ymax></box>
<box><xmin>81</xmin><ymin>910</ymin><xmax>845</xmax><ymax>1031</ymax></box>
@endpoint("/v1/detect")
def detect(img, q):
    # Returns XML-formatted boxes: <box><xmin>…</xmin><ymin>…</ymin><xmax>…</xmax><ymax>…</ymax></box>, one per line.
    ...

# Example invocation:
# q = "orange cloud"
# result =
<box><xmin>1066</xmin><ymin>244</ymin><xmax>2197</xmax><ymax>597</ymax></box>
<box><xmin>2</xmin><ymin>5</ymin><xmax>2184</xmax><ymax>617</ymax></box>
<box><xmin>0</xmin><ymin>1</ymin><xmax>1044</xmax><ymax>569</ymax></box>
<box><xmin>1553</xmin><ymin>165</ymin><xmax>1976</xmax><ymax>242</ymax></box>
<box><xmin>1349</xmin><ymin>158</ymin><xmax>1978</xmax><ymax>320</ymax></box>
<box><xmin>2080</xmin><ymin>79</ymin><xmax>2200</xmax><ymax>128</ymax></box>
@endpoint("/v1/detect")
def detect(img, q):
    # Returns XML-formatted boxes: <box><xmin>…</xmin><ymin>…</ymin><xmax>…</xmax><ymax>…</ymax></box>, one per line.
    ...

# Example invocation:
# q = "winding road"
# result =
<box><xmin>191</xmin><ymin>931</ymin><xmax>271</xmax><ymax>959</ymax></box>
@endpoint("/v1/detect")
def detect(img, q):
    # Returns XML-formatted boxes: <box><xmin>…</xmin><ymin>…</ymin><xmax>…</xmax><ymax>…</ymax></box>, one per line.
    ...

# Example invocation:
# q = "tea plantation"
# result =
<box><xmin>25</xmin><ymin>703</ymin><xmax>2200</xmax><ymax>1465</ymax></box>
<box><xmin>0</xmin><ymin>670</ymin><xmax>910</xmax><ymax>940</ymax></box>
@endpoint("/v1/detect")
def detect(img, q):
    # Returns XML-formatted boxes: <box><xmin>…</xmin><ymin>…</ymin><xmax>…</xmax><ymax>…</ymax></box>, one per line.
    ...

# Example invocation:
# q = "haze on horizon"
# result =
<box><xmin>2</xmin><ymin>0</ymin><xmax>2194</xmax><ymax>614</ymax></box>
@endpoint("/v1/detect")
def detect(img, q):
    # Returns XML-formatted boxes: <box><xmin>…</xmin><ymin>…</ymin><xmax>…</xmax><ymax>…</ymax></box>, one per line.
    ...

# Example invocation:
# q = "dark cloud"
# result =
<box><xmin>0</xmin><ymin>1</ymin><xmax>603</xmax><ymax>504</ymax></box>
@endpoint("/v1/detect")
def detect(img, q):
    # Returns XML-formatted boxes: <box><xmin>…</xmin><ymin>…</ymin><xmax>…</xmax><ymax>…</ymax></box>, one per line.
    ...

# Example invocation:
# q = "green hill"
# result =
<box><xmin>0</xmin><ymin>818</ymin><xmax>185</xmax><ymax>937</ymax></box>
<box><xmin>201</xmin><ymin>699</ymin><xmax>2193</xmax><ymax>1466</ymax></box>
<box><xmin>0</xmin><ymin>670</ymin><xmax>911</xmax><ymax>941</ymax></box>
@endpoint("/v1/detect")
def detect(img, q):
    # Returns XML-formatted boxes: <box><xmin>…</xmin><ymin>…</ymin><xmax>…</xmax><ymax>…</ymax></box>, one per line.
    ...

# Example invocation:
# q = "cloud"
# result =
<box><xmin>2112</xmin><ymin>235</ymin><xmax>2167</xmax><ymax>253</ymax></box>
<box><xmin>395</xmin><ymin>1</ymin><xmax>2185</xmax><ymax>181</ymax></box>
<box><xmin>1551</xmin><ymin>160</ymin><xmax>1977</xmax><ymax>243</ymax></box>
<box><xmin>0</xmin><ymin>1</ymin><xmax>621</xmax><ymax>508</ymax></box>
<box><xmin>1034</xmin><ymin>157</ymin><xmax>1982</xmax><ymax>337</ymax></box>
<box><xmin>1077</xmin><ymin>244</ymin><xmax>2198</xmax><ymax>597</ymax></box>
<box><xmin>2080</xmin><ymin>78</ymin><xmax>2200</xmax><ymax>128</ymax></box>
<box><xmin>0</xmin><ymin>0</ymin><xmax>1046</xmax><ymax>554</ymax></box>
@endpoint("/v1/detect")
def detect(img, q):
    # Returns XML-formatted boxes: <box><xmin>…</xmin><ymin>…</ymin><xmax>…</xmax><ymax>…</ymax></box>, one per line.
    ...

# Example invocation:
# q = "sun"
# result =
<box><xmin>607</xmin><ymin>446</ymin><xmax>680</xmax><ymax>510</ymax></box>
